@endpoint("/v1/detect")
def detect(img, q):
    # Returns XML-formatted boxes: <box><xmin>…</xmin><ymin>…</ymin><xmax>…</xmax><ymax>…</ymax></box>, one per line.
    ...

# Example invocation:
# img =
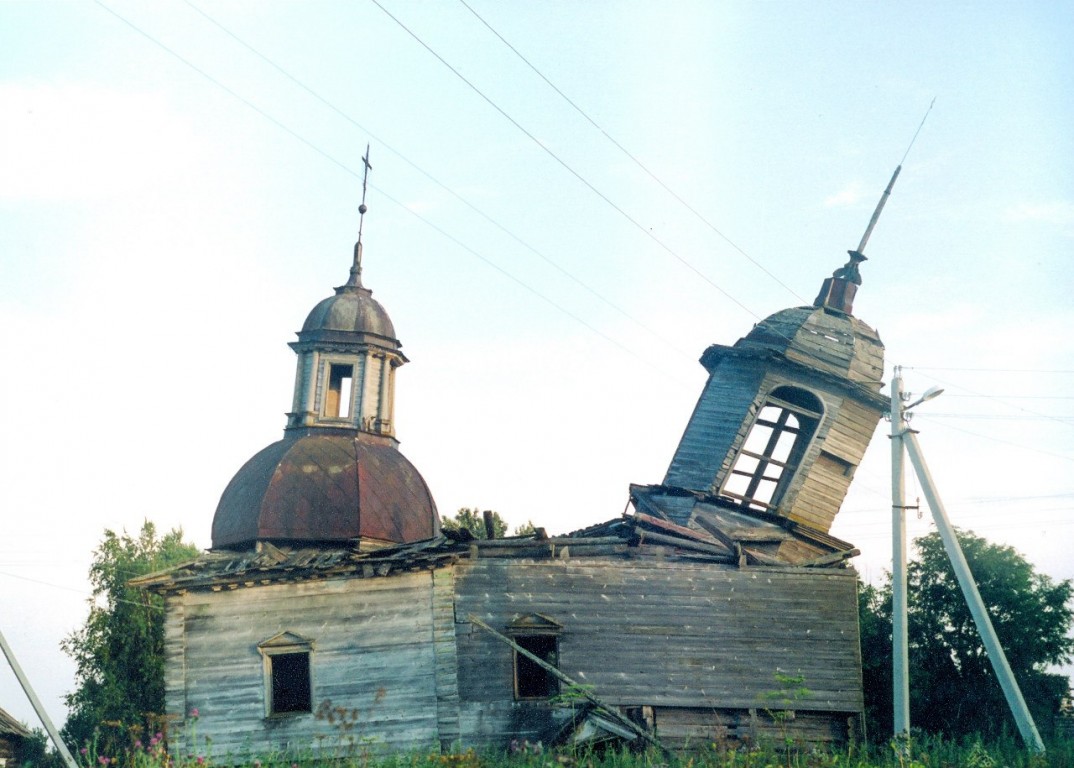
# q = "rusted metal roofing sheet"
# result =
<box><xmin>211</xmin><ymin>432</ymin><xmax>439</xmax><ymax>549</ymax></box>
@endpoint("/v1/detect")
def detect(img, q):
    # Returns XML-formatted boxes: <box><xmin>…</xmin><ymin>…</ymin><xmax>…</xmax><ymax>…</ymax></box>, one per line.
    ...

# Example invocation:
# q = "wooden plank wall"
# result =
<box><xmin>0</xmin><ymin>735</ymin><xmax>17</xmax><ymax>764</ymax></box>
<box><xmin>663</xmin><ymin>359</ymin><xmax>767</xmax><ymax>498</ymax></box>
<box><xmin>453</xmin><ymin>558</ymin><xmax>862</xmax><ymax>748</ymax></box>
<box><xmin>171</xmin><ymin>572</ymin><xmax>439</xmax><ymax>758</ymax></box>
<box><xmin>784</xmin><ymin>396</ymin><xmax>882</xmax><ymax>532</ymax></box>
<box><xmin>432</xmin><ymin>567</ymin><xmax>462</xmax><ymax>750</ymax></box>
<box><xmin>653</xmin><ymin>706</ymin><xmax>850</xmax><ymax>750</ymax></box>
<box><xmin>162</xmin><ymin>594</ymin><xmax>188</xmax><ymax>752</ymax></box>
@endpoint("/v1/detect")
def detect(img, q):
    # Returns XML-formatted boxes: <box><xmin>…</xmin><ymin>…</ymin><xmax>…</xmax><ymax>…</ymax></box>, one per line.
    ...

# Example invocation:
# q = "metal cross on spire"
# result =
<box><xmin>347</xmin><ymin>144</ymin><xmax>373</xmax><ymax>289</ymax></box>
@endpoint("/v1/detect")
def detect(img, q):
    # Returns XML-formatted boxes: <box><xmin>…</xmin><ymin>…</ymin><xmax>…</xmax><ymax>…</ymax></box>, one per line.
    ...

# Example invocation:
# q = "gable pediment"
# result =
<box><xmin>258</xmin><ymin>631</ymin><xmax>313</xmax><ymax>650</ymax></box>
<box><xmin>507</xmin><ymin>613</ymin><xmax>562</xmax><ymax>634</ymax></box>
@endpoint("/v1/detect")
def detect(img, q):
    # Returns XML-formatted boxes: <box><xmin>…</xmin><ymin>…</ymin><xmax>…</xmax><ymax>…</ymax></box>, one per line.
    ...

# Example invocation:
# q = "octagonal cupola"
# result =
<box><xmin>211</xmin><ymin>161</ymin><xmax>440</xmax><ymax>551</ymax></box>
<box><xmin>285</xmin><ymin>238</ymin><xmax>407</xmax><ymax>438</ymax></box>
<box><xmin>663</xmin><ymin>253</ymin><xmax>887</xmax><ymax>535</ymax></box>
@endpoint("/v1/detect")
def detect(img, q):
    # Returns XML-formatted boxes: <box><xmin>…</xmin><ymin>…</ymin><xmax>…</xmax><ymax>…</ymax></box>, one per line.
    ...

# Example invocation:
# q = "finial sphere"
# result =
<box><xmin>359</xmin><ymin>203</ymin><xmax>368</xmax><ymax>214</ymax></box>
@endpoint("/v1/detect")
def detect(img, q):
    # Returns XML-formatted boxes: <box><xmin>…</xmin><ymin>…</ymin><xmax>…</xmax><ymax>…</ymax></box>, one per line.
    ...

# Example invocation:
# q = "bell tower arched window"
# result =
<box><xmin>721</xmin><ymin>386</ymin><xmax>823</xmax><ymax>512</ymax></box>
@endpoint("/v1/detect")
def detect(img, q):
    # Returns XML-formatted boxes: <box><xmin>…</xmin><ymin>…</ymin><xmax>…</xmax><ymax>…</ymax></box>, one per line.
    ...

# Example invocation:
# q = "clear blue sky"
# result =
<box><xmin>2</xmin><ymin>0</ymin><xmax>1072</xmax><ymax>730</ymax></box>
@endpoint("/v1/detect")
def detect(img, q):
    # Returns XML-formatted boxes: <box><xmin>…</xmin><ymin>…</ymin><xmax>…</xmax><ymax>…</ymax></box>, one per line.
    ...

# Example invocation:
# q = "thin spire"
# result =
<box><xmin>344</xmin><ymin>144</ymin><xmax>373</xmax><ymax>290</ymax></box>
<box><xmin>852</xmin><ymin>98</ymin><xmax>934</xmax><ymax>262</ymax></box>
<box><xmin>814</xmin><ymin>99</ymin><xmax>935</xmax><ymax>315</ymax></box>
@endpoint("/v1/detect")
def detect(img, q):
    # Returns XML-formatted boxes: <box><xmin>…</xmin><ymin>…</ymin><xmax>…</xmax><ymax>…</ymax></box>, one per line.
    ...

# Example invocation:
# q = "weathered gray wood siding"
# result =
<box><xmin>652</xmin><ymin>706</ymin><xmax>851</xmax><ymax>749</ymax></box>
<box><xmin>162</xmin><ymin>594</ymin><xmax>188</xmax><ymax>750</ymax></box>
<box><xmin>784</xmin><ymin>397</ymin><xmax>882</xmax><ymax>532</ymax></box>
<box><xmin>663</xmin><ymin>358</ymin><xmax>768</xmax><ymax>495</ymax></box>
<box><xmin>664</xmin><ymin>357</ymin><xmax>882</xmax><ymax>534</ymax></box>
<box><xmin>432</xmin><ymin>567</ymin><xmax>461</xmax><ymax>750</ymax></box>
<box><xmin>168</xmin><ymin>572</ymin><xmax>439</xmax><ymax>758</ymax></box>
<box><xmin>453</xmin><ymin>558</ymin><xmax>862</xmax><ymax>748</ymax></box>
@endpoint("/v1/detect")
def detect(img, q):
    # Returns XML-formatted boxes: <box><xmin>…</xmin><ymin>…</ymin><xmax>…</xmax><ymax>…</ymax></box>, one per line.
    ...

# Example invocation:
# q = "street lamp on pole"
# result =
<box><xmin>888</xmin><ymin>367</ymin><xmax>1044</xmax><ymax>753</ymax></box>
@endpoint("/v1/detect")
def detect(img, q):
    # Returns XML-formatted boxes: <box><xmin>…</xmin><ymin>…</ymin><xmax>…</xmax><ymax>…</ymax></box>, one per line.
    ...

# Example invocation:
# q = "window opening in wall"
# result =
<box><xmin>269</xmin><ymin>652</ymin><xmax>312</xmax><ymax>714</ymax></box>
<box><xmin>325</xmin><ymin>363</ymin><xmax>354</xmax><ymax>418</ymax></box>
<box><xmin>506</xmin><ymin>613</ymin><xmax>562</xmax><ymax>701</ymax></box>
<box><xmin>259</xmin><ymin>632</ymin><xmax>314</xmax><ymax>717</ymax></box>
<box><xmin>514</xmin><ymin>635</ymin><xmax>559</xmax><ymax>700</ymax></box>
<box><xmin>722</xmin><ymin>387</ymin><xmax>822</xmax><ymax>512</ymax></box>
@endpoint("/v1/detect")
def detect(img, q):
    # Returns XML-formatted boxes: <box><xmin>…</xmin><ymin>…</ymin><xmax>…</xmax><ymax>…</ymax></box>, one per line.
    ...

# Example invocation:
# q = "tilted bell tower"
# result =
<box><xmin>663</xmin><ymin>252</ymin><xmax>887</xmax><ymax>534</ymax></box>
<box><xmin>663</xmin><ymin>166</ymin><xmax>905</xmax><ymax>537</ymax></box>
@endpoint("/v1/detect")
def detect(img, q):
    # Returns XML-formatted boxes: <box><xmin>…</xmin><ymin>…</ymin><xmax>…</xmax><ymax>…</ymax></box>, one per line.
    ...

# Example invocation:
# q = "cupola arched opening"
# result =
<box><xmin>721</xmin><ymin>386</ymin><xmax>824</xmax><ymax>512</ymax></box>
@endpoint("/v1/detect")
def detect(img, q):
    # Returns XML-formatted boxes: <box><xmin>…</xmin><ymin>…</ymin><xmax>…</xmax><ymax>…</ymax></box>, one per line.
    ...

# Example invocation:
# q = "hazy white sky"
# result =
<box><xmin>2</xmin><ymin>0</ymin><xmax>1072</xmax><ymax>730</ymax></box>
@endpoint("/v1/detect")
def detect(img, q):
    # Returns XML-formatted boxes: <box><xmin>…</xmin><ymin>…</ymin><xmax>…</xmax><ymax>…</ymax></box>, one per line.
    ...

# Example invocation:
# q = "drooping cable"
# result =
<box><xmin>456</xmin><ymin>0</ymin><xmax>807</xmax><ymax>304</ymax></box>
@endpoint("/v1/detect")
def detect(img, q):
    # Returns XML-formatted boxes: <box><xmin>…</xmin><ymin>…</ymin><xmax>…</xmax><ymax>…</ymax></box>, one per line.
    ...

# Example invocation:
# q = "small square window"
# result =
<box><xmin>259</xmin><ymin>632</ymin><xmax>314</xmax><ymax>717</ymax></box>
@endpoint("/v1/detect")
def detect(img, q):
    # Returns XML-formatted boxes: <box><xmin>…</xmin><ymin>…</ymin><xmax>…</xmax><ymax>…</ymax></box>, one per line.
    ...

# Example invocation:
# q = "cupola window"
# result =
<box><xmin>721</xmin><ymin>386</ymin><xmax>823</xmax><ymax>512</ymax></box>
<box><xmin>325</xmin><ymin>363</ymin><xmax>354</xmax><ymax>419</ymax></box>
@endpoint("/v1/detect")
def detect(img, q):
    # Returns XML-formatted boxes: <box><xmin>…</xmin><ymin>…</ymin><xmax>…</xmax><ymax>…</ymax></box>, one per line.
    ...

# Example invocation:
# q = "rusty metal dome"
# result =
<box><xmin>211</xmin><ymin>431</ymin><xmax>439</xmax><ymax>550</ymax></box>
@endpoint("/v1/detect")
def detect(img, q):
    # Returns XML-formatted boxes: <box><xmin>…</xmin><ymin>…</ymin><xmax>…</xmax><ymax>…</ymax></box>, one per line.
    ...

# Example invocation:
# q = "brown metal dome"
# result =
<box><xmin>301</xmin><ymin>284</ymin><xmax>397</xmax><ymax>342</ymax></box>
<box><xmin>211</xmin><ymin>431</ymin><xmax>439</xmax><ymax>550</ymax></box>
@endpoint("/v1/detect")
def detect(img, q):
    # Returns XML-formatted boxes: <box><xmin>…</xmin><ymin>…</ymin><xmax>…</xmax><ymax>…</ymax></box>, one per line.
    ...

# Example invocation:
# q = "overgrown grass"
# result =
<box><xmin>66</xmin><ymin>730</ymin><xmax>1074</xmax><ymax>768</ymax></box>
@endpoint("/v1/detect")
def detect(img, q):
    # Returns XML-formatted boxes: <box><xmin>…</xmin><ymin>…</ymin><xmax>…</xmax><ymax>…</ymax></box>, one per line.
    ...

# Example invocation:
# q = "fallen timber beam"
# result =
<box><xmin>466</xmin><ymin>614</ymin><xmax>670</xmax><ymax>756</ymax></box>
<box><xmin>800</xmin><ymin>548</ymin><xmax>861</xmax><ymax>567</ymax></box>
<box><xmin>632</xmin><ymin>529</ymin><xmax>734</xmax><ymax>559</ymax></box>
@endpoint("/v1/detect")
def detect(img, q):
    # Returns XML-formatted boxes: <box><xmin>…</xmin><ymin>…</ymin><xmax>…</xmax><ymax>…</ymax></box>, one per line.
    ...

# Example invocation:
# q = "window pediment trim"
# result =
<box><xmin>258</xmin><ymin>631</ymin><xmax>314</xmax><ymax>652</ymax></box>
<box><xmin>507</xmin><ymin>613</ymin><xmax>562</xmax><ymax>635</ymax></box>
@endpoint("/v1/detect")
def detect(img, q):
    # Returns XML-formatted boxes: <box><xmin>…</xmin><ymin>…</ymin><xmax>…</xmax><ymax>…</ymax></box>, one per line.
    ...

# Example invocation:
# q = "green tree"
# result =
<box><xmin>14</xmin><ymin>728</ymin><xmax>64</xmax><ymax>768</ymax></box>
<box><xmin>441</xmin><ymin>508</ymin><xmax>539</xmax><ymax>539</ymax></box>
<box><xmin>60</xmin><ymin>521</ymin><xmax>199</xmax><ymax>753</ymax></box>
<box><xmin>858</xmin><ymin>580</ymin><xmax>893</xmax><ymax>741</ymax></box>
<box><xmin>859</xmin><ymin>528</ymin><xmax>1073</xmax><ymax>741</ymax></box>
<box><xmin>439</xmin><ymin>508</ymin><xmax>506</xmax><ymax>539</ymax></box>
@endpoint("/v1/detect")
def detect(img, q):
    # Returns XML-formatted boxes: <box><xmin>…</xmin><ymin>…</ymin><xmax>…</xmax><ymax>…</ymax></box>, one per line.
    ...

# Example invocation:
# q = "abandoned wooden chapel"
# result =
<box><xmin>136</xmin><ymin>178</ymin><xmax>889</xmax><ymax>757</ymax></box>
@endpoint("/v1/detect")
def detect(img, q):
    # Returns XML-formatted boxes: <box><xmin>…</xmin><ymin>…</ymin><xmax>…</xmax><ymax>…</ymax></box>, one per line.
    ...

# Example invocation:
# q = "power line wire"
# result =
<box><xmin>913</xmin><ymin>415</ymin><xmax>1074</xmax><ymax>463</ymax></box>
<box><xmin>914</xmin><ymin>371</ymin><xmax>1074</xmax><ymax>431</ymax></box>
<box><xmin>91</xmin><ymin>0</ymin><xmax>692</xmax><ymax>388</ymax></box>
<box><xmin>179</xmin><ymin>0</ymin><xmax>691</xmax><ymax>360</ymax></box>
<box><xmin>0</xmin><ymin>570</ymin><xmax>166</xmax><ymax>612</ymax></box>
<box><xmin>369</xmin><ymin>0</ymin><xmax>767</xmax><ymax>323</ymax></box>
<box><xmin>100</xmin><ymin>0</ymin><xmax>853</xmax><ymax>390</ymax></box>
<box><xmin>455</xmin><ymin>0</ymin><xmax>807</xmax><ymax>304</ymax></box>
<box><xmin>94</xmin><ymin>2</ymin><xmax>1074</xmax><ymax>500</ymax></box>
<box><xmin>906</xmin><ymin>366</ymin><xmax>1074</xmax><ymax>374</ymax></box>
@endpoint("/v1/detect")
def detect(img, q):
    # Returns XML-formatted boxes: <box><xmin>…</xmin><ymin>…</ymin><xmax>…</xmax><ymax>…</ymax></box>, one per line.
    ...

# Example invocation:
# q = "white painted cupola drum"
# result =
<box><xmin>210</xmin><ymin>179</ymin><xmax>439</xmax><ymax>550</ymax></box>
<box><xmin>286</xmin><ymin>239</ymin><xmax>406</xmax><ymax>438</ymax></box>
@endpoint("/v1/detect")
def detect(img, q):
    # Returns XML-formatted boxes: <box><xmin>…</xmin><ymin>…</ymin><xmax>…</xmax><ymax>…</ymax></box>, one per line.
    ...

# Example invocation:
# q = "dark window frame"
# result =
<box><xmin>506</xmin><ymin>614</ymin><xmax>562</xmax><ymax>702</ymax></box>
<box><xmin>512</xmin><ymin>634</ymin><xmax>560</xmax><ymax>700</ymax></box>
<box><xmin>258</xmin><ymin>633</ymin><xmax>314</xmax><ymax>718</ymax></box>
<box><xmin>721</xmin><ymin>386</ymin><xmax>823</xmax><ymax>512</ymax></box>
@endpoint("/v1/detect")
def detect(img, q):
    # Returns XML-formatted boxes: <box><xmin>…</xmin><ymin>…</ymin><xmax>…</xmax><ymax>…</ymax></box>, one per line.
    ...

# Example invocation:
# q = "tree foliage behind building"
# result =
<box><xmin>61</xmin><ymin>521</ymin><xmax>199</xmax><ymax>752</ymax></box>
<box><xmin>859</xmin><ymin>528</ymin><xmax>1073</xmax><ymax>741</ymax></box>
<box><xmin>441</xmin><ymin>508</ymin><xmax>536</xmax><ymax>539</ymax></box>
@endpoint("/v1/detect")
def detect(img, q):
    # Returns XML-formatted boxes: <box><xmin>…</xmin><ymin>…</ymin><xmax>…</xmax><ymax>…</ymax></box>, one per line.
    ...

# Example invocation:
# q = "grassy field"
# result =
<box><xmin>71</xmin><ymin>733</ymin><xmax>1074</xmax><ymax>768</ymax></box>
